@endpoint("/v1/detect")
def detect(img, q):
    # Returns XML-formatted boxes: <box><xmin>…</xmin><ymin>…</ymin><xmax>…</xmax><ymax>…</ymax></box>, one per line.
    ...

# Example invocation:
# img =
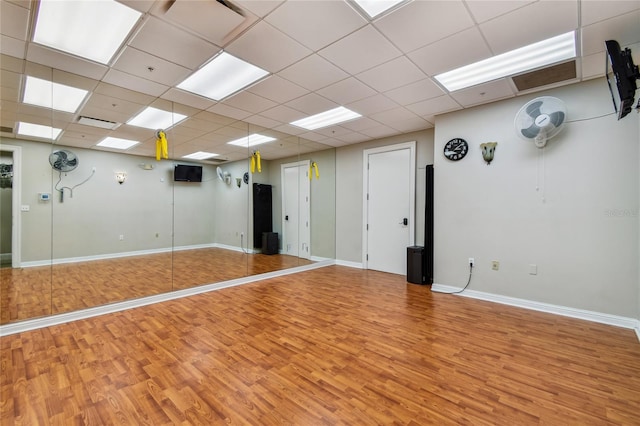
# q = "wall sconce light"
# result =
<box><xmin>115</xmin><ymin>172</ymin><xmax>127</xmax><ymax>184</ymax></box>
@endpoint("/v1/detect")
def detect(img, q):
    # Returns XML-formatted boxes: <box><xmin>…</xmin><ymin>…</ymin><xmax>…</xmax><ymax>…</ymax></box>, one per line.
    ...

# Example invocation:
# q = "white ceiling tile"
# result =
<box><xmin>180</xmin><ymin>117</ymin><xmax>225</xmax><ymax>133</ymax></box>
<box><xmin>193</xmin><ymin>110</ymin><xmax>237</xmax><ymax>126</ymax></box>
<box><xmin>479</xmin><ymin>1</ymin><xmax>579</xmax><ymax>55</ymax></box>
<box><xmin>389</xmin><ymin>116</ymin><xmax>434</xmax><ymax>133</ymax></box>
<box><xmin>0</xmin><ymin>36</ymin><xmax>26</xmax><ymax>59</ymax></box>
<box><xmin>78</xmin><ymin>105</ymin><xmax>135</xmax><ymax>125</ymax></box>
<box><xmin>278</xmin><ymin>54</ymin><xmax>349</xmax><ymax>91</ymax></box>
<box><xmin>118</xmin><ymin>0</ymin><xmax>155</xmax><ymax>14</ymax></box>
<box><xmin>1</xmin><ymin>70</ymin><xmax>21</xmax><ymax>90</ymax></box>
<box><xmin>244</xmin><ymin>114</ymin><xmax>281</xmax><ymax>129</ymax></box>
<box><xmin>0</xmin><ymin>1</ymin><xmax>29</xmax><ymax>40</ymax></box>
<box><xmin>408</xmin><ymin>27</ymin><xmax>492</xmax><ymax>76</ymax></box>
<box><xmin>581</xmin><ymin>0</ymin><xmax>640</xmax><ymax>26</ymax></box>
<box><xmin>160</xmin><ymin>88</ymin><xmax>216</xmax><ymax>111</ymax></box>
<box><xmin>51</xmin><ymin>69</ymin><xmax>99</xmax><ymax>92</ymax></box>
<box><xmin>347</xmin><ymin>93</ymin><xmax>398</xmax><ymax>116</ymax></box>
<box><xmin>222</xmin><ymin>91</ymin><xmax>277</xmax><ymax>114</ymax></box>
<box><xmin>449</xmin><ymin>79</ymin><xmax>515</xmax><ymax>107</ymax></box>
<box><xmin>464</xmin><ymin>0</ymin><xmax>534</xmax><ymax>24</ymax></box>
<box><xmin>234</xmin><ymin>0</ymin><xmax>284</xmax><ymax>18</ymax></box>
<box><xmin>384</xmin><ymin>79</ymin><xmax>445</xmax><ymax>105</ymax></box>
<box><xmin>247</xmin><ymin>75</ymin><xmax>308</xmax><ymax>103</ymax></box>
<box><xmin>0</xmin><ymin>54</ymin><xmax>24</xmax><ymax>73</ymax></box>
<box><xmin>359</xmin><ymin>124</ymin><xmax>397</xmax><ymax>138</ymax></box>
<box><xmin>406</xmin><ymin>95</ymin><xmax>462</xmax><ymax>117</ymax></box>
<box><xmin>273</xmin><ymin>123</ymin><xmax>306</xmax><ymax>135</ymax></box>
<box><xmin>102</xmin><ymin>69</ymin><xmax>168</xmax><ymax>97</ymax></box>
<box><xmin>580</xmin><ymin>52</ymin><xmax>605</xmax><ymax>81</ymax></box>
<box><xmin>286</xmin><ymin>93</ymin><xmax>337</xmax><ymax>115</ymax></box>
<box><xmin>0</xmin><ymin>86</ymin><xmax>19</xmax><ymax>104</ymax></box>
<box><xmin>260</xmin><ymin>105</ymin><xmax>306</xmax><ymax>123</ymax></box>
<box><xmin>206</xmin><ymin>103</ymin><xmax>252</xmax><ymax>121</ymax></box>
<box><xmin>81</xmin><ymin>92</ymin><xmax>145</xmax><ymax>117</ymax></box>
<box><xmin>226</xmin><ymin>21</ymin><xmax>311</xmax><ymax>73</ymax></box>
<box><xmin>26</xmin><ymin>44</ymin><xmax>108</xmax><ymax>80</ymax></box>
<box><xmin>319</xmin><ymin>25</ymin><xmax>401</xmax><ymax>75</ymax></box>
<box><xmin>370</xmin><ymin>107</ymin><xmax>417</xmax><ymax>126</ymax></box>
<box><xmin>356</xmin><ymin>56</ymin><xmax>426</xmax><ymax>92</ymax></box>
<box><xmin>94</xmin><ymin>82</ymin><xmax>156</xmax><ymax>105</ymax></box>
<box><xmin>317</xmin><ymin>77</ymin><xmax>377</xmax><ymax>105</ymax></box>
<box><xmin>112</xmin><ymin>47</ymin><xmax>190</xmax><ymax>86</ymax></box>
<box><xmin>374</xmin><ymin>1</ymin><xmax>475</xmax><ymax>53</ymax></box>
<box><xmin>581</xmin><ymin>11</ymin><xmax>640</xmax><ymax>56</ymax></box>
<box><xmin>265</xmin><ymin>0</ymin><xmax>366</xmax><ymax>51</ymax></box>
<box><xmin>340</xmin><ymin>116</ymin><xmax>382</xmax><ymax>132</ymax></box>
<box><xmin>129</xmin><ymin>16</ymin><xmax>221</xmax><ymax>69</ymax></box>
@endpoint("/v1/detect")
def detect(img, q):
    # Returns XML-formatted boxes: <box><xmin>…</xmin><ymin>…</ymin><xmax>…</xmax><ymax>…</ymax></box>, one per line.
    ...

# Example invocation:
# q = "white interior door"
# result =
<box><xmin>363</xmin><ymin>142</ymin><xmax>415</xmax><ymax>275</ymax></box>
<box><xmin>281</xmin><ymin>161</ymin><xmax>310</xmax><ymax>259</ymax></box>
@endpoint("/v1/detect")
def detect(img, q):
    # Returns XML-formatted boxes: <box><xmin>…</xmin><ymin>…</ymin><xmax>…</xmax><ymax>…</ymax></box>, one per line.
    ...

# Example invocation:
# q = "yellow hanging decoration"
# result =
<box><xmin>155</xmin><ymin>130</ymin><xmax>168</xmax><ymax>161</ymax></box>
<box><xmin>309</xmin><ymin>161</ymin><xmax>320</xmax><ymax>180</ymax></box>
<box><xmin>251</xmin><ymin>150</ymin><xmax>262</xmax><ymax>173</ymax></box>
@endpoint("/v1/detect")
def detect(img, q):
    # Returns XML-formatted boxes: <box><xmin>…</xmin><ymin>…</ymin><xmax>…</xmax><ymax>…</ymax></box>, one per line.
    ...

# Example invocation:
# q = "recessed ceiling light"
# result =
<box><xmin>290</xmin><ymin>107</ymin><xmax>362</xmax><ymax>130</ymax></box>
<box><xmin>352</xmin><ymin>0</ymin><xmax>407</xmax><ymax>18</ymax></box>
<box><xmin>32</xmin><ymin>0</ymin><xmax>141</xmax><ymax>64</ymax></box>
<box><xmin>127</xmin><ymin>107</ymin><xmax>187</xmax><ymax>130</ymax></box>
<box><xmin>97</xmin><ymin>137</ymin><xmax>140</xmax><ymax>150</ymax></box>
<box><xmin>435</xmin><ymin>31</ymin><xmax>577</xmax><ymax>92</ymax></box>
<box><xmin>177</xmin><ymin>51</ymin><xmax>269</xmax><ymax>101</ymax></box>
<box><xmin>16</xmin><ymin>122</ymin><xmax>62</xmax><ymax>140</ymax></box>
<box><xmin>182</xmin><ymin>151</ymin><xmax>219</xmax><ymax>160</ymax></box>
<box><xmin>23</xmin><ymin>76</ymin><xmax>88</xmax><ymax>113</ymax></box>
<box><xmin>227</xmin><ymin>134</ymin><xmax>276</xmax><ymax>147</ymax></box>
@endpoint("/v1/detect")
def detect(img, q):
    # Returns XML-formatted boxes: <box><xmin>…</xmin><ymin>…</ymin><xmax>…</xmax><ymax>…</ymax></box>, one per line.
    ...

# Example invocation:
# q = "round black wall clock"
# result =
<box><xmin>443</xmin><ymin>138</ymin><xmax>468</xmax><ymax>161</ymax></box>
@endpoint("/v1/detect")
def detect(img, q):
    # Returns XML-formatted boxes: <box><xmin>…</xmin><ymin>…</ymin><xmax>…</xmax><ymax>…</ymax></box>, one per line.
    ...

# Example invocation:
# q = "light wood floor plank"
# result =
<box><xmin>2</xmin><ymin>266</ymin><xmax>640</xmax><ymax>424</ymax></box>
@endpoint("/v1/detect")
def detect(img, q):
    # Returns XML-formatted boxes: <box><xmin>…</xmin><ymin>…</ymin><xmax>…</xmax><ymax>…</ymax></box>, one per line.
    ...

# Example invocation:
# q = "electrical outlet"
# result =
<box><xmin>468</xmin><ymin>257</ymin><xmax>474</xmax><ymax>267</ymax></box>
<box><xmin>119</xmin><ymin>234</ymin><xmax>124</xmax><ymax>241</ymax></box>
<box><xmin>492</xmin><ymin>260</ymin><xmax>500</xmax><ymax>271</ymax></box>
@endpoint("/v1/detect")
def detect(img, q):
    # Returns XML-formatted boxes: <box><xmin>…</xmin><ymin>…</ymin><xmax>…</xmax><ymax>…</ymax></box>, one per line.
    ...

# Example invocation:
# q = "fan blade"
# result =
<box><xmin>525</xmin><ymin>101</ymin><xmax>543</xmax><ymax>118</ymax></box>
<box><xmin>521</xmin><ymin>124</ymin><xmax>540</xmax><ymax>139</ymax></box>
<box><xmin>548</xmin><ymin>111</ymin><xmax>565</xmax><ymax>127</ymax></box>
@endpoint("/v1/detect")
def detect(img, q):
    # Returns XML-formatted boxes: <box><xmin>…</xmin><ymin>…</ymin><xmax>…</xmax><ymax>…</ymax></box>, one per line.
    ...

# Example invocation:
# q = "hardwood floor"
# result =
<box><xmin>0</xmin><ymin>248</ymin><xmax>311</xmax><ymax>324</ymax></box>
<box><xmin>2</xmin><ymin>266</ymin><xmax>639</xmax><ymax>424</ymax></box>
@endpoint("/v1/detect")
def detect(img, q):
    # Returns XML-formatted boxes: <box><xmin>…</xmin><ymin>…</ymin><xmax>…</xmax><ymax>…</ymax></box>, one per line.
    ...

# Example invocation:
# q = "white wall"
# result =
<box><xmin>434</xmin><ymin>79</ymin><xmax>639</xmax><ymax>318</ymax></box>
<box><xmin>335</xmin><ymin>129</ymin><xmax>435</xmax><ymax>264</ymax></box>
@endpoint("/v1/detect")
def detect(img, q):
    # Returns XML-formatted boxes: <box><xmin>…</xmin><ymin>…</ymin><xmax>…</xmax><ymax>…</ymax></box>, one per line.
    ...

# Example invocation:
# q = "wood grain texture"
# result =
<box><xmin>2</xmin><ymin>266</ymin><xmax>639</xmax><ymax>424</ymax></box>
<box><xmin>1</xmin><ymin>248</ymin><xmax>310</xmax><ymax>324</ymax></box>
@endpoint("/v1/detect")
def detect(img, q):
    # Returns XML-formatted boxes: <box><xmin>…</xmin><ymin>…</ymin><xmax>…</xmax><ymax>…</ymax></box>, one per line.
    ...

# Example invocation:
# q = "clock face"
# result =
<box><xmin>443</xmin><ymin>138</ymin><xmax>468</xmax><ymax>161</ymax></box>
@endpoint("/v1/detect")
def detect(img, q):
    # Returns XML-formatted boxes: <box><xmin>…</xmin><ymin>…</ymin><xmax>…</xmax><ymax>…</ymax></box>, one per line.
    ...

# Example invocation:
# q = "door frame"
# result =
<box><xmin>281</xmin><ymin>160</ymin><xmax>311</xmax><ymax>259</ymax></box>
<box><xmin>362</xmin><ymin>141</ymin><xmax>416</xmax><ymax>270</ymax></box>
<box><xmin>1</xmin><ymin>144</ymin><xmax>22</xmax><ymax>267</ymax></box>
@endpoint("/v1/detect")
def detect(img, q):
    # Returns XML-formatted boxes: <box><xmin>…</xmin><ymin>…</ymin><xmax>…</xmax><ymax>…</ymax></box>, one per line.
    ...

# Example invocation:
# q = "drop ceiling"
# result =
<box><xmin>1</xmin><ymin>0</ymin><xmax>639</xmax><ymax>163</ymax></box>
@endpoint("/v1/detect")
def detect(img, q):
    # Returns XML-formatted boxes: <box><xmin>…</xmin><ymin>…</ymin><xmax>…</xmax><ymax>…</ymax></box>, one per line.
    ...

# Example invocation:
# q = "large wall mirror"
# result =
<box><xmin>0</xmin><ymin>59</ymin><xmax>336</xmax><ymax>326</ymax></box>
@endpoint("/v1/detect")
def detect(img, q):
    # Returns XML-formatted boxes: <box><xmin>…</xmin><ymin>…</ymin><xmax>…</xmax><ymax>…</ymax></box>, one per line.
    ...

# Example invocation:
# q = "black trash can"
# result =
<box><xmin>262</xmin><ymin>232</ymin><xmax>279</xmax><ymax>255</ymax></box>
<box><xmin>407</xmin><ymin>246</ymin><xmax>425</xmax><ymax>284</ymax></box>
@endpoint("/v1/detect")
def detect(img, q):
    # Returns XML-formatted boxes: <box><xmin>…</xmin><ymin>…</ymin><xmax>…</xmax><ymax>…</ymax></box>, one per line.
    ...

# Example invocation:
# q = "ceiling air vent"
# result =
<box><xmin>78</xmin><ymin>116</ymin><xmax>121</xmax><ymax>130</ymax></box>
<box><xmin>164</xmin><ymin>0</ymin><xmax>245</xmax><ymax>45</ymax></box>
<box><xmin>512</xmin><ymin>60</ymin><xmax>577</xmax><ymax>92</ymax></box>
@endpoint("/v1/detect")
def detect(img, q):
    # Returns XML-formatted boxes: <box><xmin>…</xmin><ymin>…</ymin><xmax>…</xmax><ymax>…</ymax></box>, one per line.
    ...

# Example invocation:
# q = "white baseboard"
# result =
<box><xmin>432</xmin><ymin>283</ymin><xmax>640</xmax><ymax>339</ymax></box>
<box><xmin>335</xmin><ymin>259</ymin><xmax>363</xmax><ymax>269</ymax></box>
<box><xmin>0</xmin><ymin>259</ymin><xmax>335</xmax><ymax>337</ymax></box>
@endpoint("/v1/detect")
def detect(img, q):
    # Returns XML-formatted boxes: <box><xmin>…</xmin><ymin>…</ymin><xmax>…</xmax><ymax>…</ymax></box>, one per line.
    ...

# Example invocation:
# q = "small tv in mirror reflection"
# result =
<box><xmin>174</xmin><ymin>164</ymin><xmax>203</xmax><ymax>182</ymax></box>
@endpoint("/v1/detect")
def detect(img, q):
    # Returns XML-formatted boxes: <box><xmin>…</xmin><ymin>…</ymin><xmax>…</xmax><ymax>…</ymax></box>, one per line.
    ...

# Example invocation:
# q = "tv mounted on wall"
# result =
<box><xmin>605</xmin><ymin>40</ymin><xmax>639</xmax><ymax>120</ymax></box>
<box><xmin>174</xmin><ymin>164</ymin><xmax>203</xmax><ymax>182</ymax></box>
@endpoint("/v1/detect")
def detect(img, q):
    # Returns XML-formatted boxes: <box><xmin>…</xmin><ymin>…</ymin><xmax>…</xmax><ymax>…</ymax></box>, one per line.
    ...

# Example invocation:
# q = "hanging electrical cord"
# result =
<box><xmin>431</xmin><ymin>263</ymin><xmax>473</xmax><ymax>294</ymax></box>
<box><xmin>55</xmin><ymin>168</ymin><xmax>95</xmax><ymax>201</ymax></box>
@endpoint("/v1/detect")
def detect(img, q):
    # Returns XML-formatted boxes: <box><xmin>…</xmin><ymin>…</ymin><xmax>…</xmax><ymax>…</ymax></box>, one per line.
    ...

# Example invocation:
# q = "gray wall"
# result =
<box><xmin>335</xmin><ymin>129</ymin><xmax>435</xmax><ymax>264</ymax></box>
<box><xmin>433</xmin><ymin>79</ymin><xmax>639</xmax><ymax>318</ymax></box>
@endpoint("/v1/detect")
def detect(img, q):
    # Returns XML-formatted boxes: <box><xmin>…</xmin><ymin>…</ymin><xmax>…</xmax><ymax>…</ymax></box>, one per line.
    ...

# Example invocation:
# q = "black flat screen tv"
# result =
<box><xmin>174</xmin><ymin>164</ymin><xmax>202</xmax><ymax>182</ymax></box>
<box><xmin>605</xmin><ymin>40</ymin><xmax>639</xmax><ymax>120</ymax></box>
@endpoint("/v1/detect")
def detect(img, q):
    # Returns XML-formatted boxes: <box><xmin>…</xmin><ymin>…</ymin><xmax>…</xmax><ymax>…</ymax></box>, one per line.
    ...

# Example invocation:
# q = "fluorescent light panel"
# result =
<box><xmin>352</xmin><ymin>0</ymin><xmax>406</xmax><ymax>18</ymax></box>
<box><xmin>16</xmin><ymin>122</ymin><xmax>62</xmax><ymax>140</ymax></box>
<box><xmin>127</xmin><ymin>107</ymin><xmax>187</xmax><ymax>130</ymax></box>
<box><xmin>435</xmin><ymin>31</ymin><xmax>576</xmax><ymax>92</ymax></box>
<box><xmin>97</xmin><ymin>137</ymin><xmax>139</xmax><ymax>150</ymax></box>
<box><xmin>32</xmin><ymin>0</ymin><xmax>141</xmax><ymax>64</ymax></box>
<box><xmin>23</xmin><ymin>76</ymin><xmax>88</xmax><ymax>113</ymax></box>
<box><xmin>227</xmin><ymin>134</ymin><xmax>276</xmax><ymax>147</ymax></box>
<box><xmin>183</xmin><ymin>151</ymin><xmax>219</xmax><ymax>160</ymax></box>
<box><xmin>290</xmin><ymin>106</ymin><xmax>362</xmax><ymax>130</ymax></box>
<box><xmin>177</xmin><ymin>52</ymin><xmax>269</xmax><ymax>101</ymax></box>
